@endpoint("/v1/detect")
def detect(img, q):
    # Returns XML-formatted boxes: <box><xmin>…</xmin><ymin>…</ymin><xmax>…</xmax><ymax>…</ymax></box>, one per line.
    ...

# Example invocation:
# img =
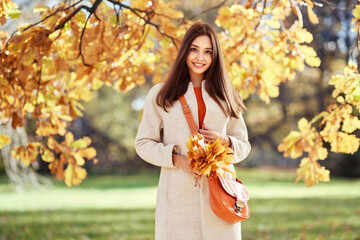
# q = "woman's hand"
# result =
<box><xmin>199</xmin><ymin>124</ymin><xmax>231</xmax><ymax>147</ymax></box>
<box><xmin>172</xmin><ymin>154</ymin><xmax>201</xmax><ymax>180</ymax></box>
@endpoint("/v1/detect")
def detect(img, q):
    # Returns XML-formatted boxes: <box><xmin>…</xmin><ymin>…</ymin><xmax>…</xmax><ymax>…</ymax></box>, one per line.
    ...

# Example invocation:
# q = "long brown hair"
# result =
<box><xmin>156</xmin><ymin>22</ymin><xmax>246</xmax><ymax>118</ymax></box>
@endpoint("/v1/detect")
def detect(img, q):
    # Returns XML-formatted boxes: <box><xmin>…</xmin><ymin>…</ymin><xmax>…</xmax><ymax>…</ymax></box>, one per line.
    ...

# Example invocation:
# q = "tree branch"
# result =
<box><xmin>136</xmin><ymin>23</ymin><xmax>151</xmax><ymax>51</ymax></box>
<box><xmin>4</xmin><ymin>0</ymin><xmax>83</xmax><ymax>50</ymax></box>
<box><xmin>35</xmin><ymin>66</ymin><xmax>42</xmax><ymax>117</ymax></box>
<box><xmin>317</xmin><ymin>0</ymin><xmax>355</xmax><ymax>11</ymax></box>
<box><xmin>189</xmin><ymin>0</ymin><xmax>228</xmax><ymax>20</ymax></box>
<box><xmin>155</xmin><ymin>13</ymin><xmax>185</xmax><ymax>24</ymax></box>
<box><xmin>25</xmin><ymin>0</ymin><xmax>84</xmax><ymax>32</ymax></box>
<box><xmin>105</xmin><ymin>0</ymin><xmax>181</xmax><ymax>49</ymax></box>
<box><xmin>54</xmin><ymin>0</ymin><xmax>102</xmax><ymax>32</ymax></box>
<box><xmin>54</xmin><ymin>0</ymin><xmax>104</xmax><ymax>66</ymax></box>
<box><xmin>78</xmin><ymin>14</ymin><xmax>92</xmax><ymax>67</ymax></box>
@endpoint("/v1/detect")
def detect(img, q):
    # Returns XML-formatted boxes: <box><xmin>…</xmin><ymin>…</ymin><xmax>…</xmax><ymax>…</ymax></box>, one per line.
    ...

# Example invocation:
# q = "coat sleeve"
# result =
<box><xmin>226</xmin><ymin>113</ymin><xmax>251</xmax><ymax>163</ymax></box>
<box><xmin>134</xmin><ymin>85</ymin><xmax>178</xmax><ymax>168</ymax></box>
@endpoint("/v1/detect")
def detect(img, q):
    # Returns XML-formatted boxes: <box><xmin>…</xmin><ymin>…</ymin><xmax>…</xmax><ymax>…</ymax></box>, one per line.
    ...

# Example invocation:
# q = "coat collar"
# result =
<box><xmin>187</xmin><ymin>80</ymin><xmax>211</xmax><ymax>101</ymax></box>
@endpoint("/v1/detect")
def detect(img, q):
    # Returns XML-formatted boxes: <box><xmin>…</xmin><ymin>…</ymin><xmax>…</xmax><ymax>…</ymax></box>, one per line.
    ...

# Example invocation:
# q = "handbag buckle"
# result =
<box><xmin>234</xmin><ymin>198</ymin><xmax>245</xmax><ymax>213</ymax></box>
<box><xmin>181</xmin><ymin>104</ymin><xmax>189</xmax><ymax>113</ymax></box>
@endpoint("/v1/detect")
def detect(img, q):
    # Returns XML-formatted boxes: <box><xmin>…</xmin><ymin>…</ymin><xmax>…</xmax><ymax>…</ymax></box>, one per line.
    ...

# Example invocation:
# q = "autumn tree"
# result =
<box><xmin>0</xmin><ymin>0</ymin><xmax>193</xmax><ymax>186</ymax></box>
<box><xmin>278</xmin><ymin>2</ymin><xmax>360</xmax><ymax>187</ymax></box>
<box><xmin>2</xmin><ymin>0</ymin><xmax>352</xmax><ymax>187</ymax></box>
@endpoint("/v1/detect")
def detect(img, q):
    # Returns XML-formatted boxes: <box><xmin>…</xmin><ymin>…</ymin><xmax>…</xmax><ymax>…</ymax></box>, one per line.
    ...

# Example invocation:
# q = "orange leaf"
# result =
<box><xmin>65</xmin><ymin>132</ymin><xmax>74</xmax><ymax>146</ymax></box>
<box><xmin>307</xmin><ymin>6</ymin><xmax>319</xmax><ymax>24</ymax></box>
<box><xmin>12</xmin><ymin>111</ymin><xmax>23</xmax><ymax>128</ymax></box>
<box><xmin>79</xmin><ymin>147</ymin><xmax>96</xmax><ymax>159</ymax></box>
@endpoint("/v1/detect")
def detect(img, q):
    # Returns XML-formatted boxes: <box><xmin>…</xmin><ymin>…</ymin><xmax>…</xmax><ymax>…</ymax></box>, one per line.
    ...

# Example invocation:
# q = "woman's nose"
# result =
<box><xmin>196</xmin><ymin>52</ymin><xmax>204</xmax><ymax>61</ymax></box>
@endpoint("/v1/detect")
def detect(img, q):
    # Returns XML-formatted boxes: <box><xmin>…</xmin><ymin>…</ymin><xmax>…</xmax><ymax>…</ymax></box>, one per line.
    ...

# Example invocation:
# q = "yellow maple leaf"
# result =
<box><xmin>64</xmin><ymin>164</ymin><xmax>87</xmax><ymax>187</ymax></box>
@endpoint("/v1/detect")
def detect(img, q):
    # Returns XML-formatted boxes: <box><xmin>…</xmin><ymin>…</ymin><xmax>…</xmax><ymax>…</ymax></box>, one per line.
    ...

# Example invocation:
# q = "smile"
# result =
<box><xmin>193</xmin><ymin>62</ymin><xmax>205</xmax><ymax>67</ymax></box>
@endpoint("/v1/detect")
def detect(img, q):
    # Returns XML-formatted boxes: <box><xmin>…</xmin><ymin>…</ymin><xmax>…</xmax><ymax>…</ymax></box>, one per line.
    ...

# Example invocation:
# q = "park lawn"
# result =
<box><xmin>0</xmin><ymin>168</ymin><xmax>359</xmax><ymax>240</ymax></box>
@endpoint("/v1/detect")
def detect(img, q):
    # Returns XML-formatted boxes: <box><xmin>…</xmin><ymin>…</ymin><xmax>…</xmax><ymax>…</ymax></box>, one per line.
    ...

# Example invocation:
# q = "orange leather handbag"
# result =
<box><xmin>208</xmin><ymin>171</ymin><xmax>250</xmax><ymax>223</ymax></box>
<box><xmin>179</xmin><ymin>96</ymin><xmax>250</xmax><ymax>223</ymax></box>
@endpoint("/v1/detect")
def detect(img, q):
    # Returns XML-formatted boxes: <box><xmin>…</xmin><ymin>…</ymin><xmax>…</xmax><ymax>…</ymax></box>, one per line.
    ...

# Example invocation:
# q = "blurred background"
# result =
<box><xmin>2</xmin><ymin>0</ymin><xmax>359</xmax><ymax>177</ymax></box>
<box><xmin>1</xmin><ymin>0</ymin><xmax>360</xmax><ymax>240</ymax></box>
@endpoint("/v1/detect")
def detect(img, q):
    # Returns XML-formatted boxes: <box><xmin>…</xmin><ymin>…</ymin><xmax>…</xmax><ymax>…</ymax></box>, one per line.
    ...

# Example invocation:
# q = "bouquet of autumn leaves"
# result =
<box><xmin>186</xmin><ymin>133</ymin><xmax>235</xmax><ymax>179</ymax></box>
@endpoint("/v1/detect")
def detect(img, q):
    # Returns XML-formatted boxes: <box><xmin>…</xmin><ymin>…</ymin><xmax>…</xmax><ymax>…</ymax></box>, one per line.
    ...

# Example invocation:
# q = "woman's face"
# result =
<box><xmin>186</xmin><ymin>35</ymin><xmax>213</xmax><ymax>78</ymax></box>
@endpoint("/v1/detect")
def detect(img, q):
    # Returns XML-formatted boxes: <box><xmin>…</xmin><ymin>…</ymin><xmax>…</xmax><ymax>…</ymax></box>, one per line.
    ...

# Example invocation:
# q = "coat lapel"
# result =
<box><xmin>182</xmin><ymin>80</ymin><xmax>228</xmax><ymax>131</ymax></box>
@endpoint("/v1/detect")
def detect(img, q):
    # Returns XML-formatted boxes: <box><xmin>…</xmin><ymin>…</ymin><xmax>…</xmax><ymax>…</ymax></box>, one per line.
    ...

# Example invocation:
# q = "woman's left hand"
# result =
<box><xmin>199</xmin><ymin>124</ymin><xmax>230</xmax><ymax>147</ymax></box>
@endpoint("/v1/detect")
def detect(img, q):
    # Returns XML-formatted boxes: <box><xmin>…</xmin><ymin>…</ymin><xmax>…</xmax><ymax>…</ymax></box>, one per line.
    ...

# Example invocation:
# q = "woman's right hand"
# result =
<box><xmin>172</xmin><ymin>154</ymin><xmax>200</xmax><ymax>178</ymax></box>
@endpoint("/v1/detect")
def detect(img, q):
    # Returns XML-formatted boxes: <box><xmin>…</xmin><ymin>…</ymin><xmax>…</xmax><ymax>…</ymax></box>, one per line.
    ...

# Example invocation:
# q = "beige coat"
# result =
<box><xmin>135</xmin><ymin>81</ymin><xmax>251</xmax><ymax>240</ymax></box>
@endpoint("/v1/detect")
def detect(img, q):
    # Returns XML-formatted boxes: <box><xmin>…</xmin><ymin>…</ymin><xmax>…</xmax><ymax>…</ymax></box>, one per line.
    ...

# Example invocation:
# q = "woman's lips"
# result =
<box><xmin>193</xmin><ymin>62</ymin><xmax>205</xmax><ymax>68</ymax></box>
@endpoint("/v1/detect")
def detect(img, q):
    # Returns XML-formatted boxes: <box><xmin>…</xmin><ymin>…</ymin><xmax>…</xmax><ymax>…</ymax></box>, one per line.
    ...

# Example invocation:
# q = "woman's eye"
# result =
<box><xmin>206</xmin><ymin>51</ymin><xmax>212</xmax><ymax>54</ymax></box>
<box><xmin>190</xmin><ymin>48</ymin><xmax>197</xmax><ymax>52</ymax></box>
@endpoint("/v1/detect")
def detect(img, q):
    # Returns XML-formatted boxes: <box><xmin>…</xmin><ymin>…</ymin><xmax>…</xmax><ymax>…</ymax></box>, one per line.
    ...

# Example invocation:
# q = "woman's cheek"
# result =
<box><xmin>187</xmin><ymin>52</ymin><xmax>196</xmax><ymax>60</ymax></box>
<box><xmin>206</xmin><ymin>56</ymin><xmax>212</xmax><ymax>65</ymax></box>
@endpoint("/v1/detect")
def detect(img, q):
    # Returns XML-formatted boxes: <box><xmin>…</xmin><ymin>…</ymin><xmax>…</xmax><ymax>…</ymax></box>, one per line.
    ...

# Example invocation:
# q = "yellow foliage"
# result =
<box><xmin>320</xmin><ymin>104</ymin><xmax>360</xmax><ymax>154</ymax></box>
<box><xmin>342</xmin><ymin>115</ymin><xmax>360</xmax><ymax>133</ymax></box>
<box><xmin>307</xmin><ymin>5</ymin><xmax>319</xmax><ymax>24</ymax></box>
<box><xmin>329</xmin><ymin>62</ymin><xmax>360</xmax><ymax>109</ymax></box>
<box><xmin>0</xmin><ymin>0</ymin><xmax>18</xmax><ymax>25</ymax></box>
<box><xmin>280</xmin><ymin>60</ymin><xmax>360</xmax><ymax>186</ymax></box>
<box><xmin>277</xmin><ymin>131</ymin><xmax>303</xmax><ymax>159</ymax></box>
<box><xmin>41</xmin><ymin>147</ymin><xmax>55</xmax><ymax>163</ymax></box>
<box><xmin>0</xmin><ymin>134</ymin><xmax>11</xmax><ymax>149</ymax></box>
<box><xmin>279</xmin><ymin>117</ymin><xmax>330</xmax><ymax>187</ymax></box>
<box><xmin>296</xmin><ymin>158</ymin><xmax>330</xmax><ymax>188</ymax></box>
<box><xmin>64</xmin><ymin>163</ymin><xmax>87</xmax><ymax>187</ymax></box>
<box><xmin>45</xmin><ymin>133</ymin><xmax>96</xmax><ymax>185</ymax></box>
<box><xmin>217</xmin><ymin>1</ymin><xmax>320</xmax><ymax>103</ymax></box>
<box><xmin>186</xmin><ymin>133</ymin><xmax>235</xmax><ymax>176</ymax></box>
<box><xmin>278</xmin><ymin>118</ymin><xmax>315</xmax><ymax>159</ymax></box>
<box><xmin>0</xmin><ymin>0</ymin><xmax>346</xmax><ymax>187</ymax></box>
<box><xmin>336</xmin><ymin>133</ymin><xmax>360</xmax><ymax>154</ymax></box>
<box><xmin>11</xmin><ymin>142</ymin><xmax>41</xmax><ymax>166</ymax></box>
<box><xmin>352</xmin><ymin>5</ymin><xmax>360</xmax><ymax>31</ymax></box>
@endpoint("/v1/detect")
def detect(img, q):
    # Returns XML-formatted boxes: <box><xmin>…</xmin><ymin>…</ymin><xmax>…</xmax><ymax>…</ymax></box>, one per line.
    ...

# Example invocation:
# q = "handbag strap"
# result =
<box><xmin>179</xmin><ymin>96</ymin><xmax>198</xmax><ymax>135</ymax></box>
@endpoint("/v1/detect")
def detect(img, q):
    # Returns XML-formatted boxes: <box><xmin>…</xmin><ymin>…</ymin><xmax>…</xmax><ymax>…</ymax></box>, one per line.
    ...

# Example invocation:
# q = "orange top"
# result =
<box><xmin>194</xmin><ymin>87</ymin><xmax>206</xmax><ymax>129</ymax></box>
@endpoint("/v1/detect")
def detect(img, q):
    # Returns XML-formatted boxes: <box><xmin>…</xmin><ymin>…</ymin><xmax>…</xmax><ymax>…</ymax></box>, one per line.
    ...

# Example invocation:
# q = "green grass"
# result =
<box><xmin>0</xmin><ymin>169</ymin><xmax>360</xmax><ymax>240</ymax></box>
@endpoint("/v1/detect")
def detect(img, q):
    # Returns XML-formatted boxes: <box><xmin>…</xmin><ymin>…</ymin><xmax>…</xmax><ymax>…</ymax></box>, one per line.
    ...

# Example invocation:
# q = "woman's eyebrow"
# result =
<box><xmin>191</xmin><ymin>44</ymin><xmax>212</xmax><ymax>50</ymax></box>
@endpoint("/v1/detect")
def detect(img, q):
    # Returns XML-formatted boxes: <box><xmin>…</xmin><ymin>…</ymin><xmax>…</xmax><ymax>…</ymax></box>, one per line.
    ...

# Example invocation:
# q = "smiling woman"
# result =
<box><xmin>134</xmin><ymin>22</ymin><xmax>251</xmax><ymax>240</ymax></box>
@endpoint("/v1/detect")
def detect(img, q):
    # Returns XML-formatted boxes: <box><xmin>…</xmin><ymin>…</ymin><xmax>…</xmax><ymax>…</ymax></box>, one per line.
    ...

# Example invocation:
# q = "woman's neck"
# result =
<box><xmin>189</xmin><ymin>73</ymin><xmax>204</xmax><ymax>88</ymax></box>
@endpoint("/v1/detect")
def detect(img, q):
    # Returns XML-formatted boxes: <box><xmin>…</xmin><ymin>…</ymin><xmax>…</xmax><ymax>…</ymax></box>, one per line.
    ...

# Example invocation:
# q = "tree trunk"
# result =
<box><xmin>0</xmin><ymin>121</ymin><xmax>52</xmax><ymax>191</ymax></box>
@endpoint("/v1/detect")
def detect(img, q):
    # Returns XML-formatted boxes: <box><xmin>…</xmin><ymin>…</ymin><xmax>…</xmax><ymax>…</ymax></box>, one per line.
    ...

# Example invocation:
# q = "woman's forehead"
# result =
<box><xmin>191</xmin><ymin>35</ymin><xmax>212</xmax><ymax>49</ymax></box>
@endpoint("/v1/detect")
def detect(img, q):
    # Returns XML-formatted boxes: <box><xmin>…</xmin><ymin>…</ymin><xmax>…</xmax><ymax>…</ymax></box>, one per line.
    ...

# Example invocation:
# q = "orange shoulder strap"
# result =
<box><xmin>179</xmin><ymin>96</ymin><xmax>198</xmax><ymax>135</ymax></box>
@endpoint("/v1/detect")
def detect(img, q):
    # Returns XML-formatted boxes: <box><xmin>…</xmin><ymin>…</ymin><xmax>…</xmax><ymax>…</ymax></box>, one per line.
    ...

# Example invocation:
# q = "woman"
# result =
<box><xmin>135</xmin><ymin>22</ymin><xmax>251</xmax><ymax>240</ymax></box>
